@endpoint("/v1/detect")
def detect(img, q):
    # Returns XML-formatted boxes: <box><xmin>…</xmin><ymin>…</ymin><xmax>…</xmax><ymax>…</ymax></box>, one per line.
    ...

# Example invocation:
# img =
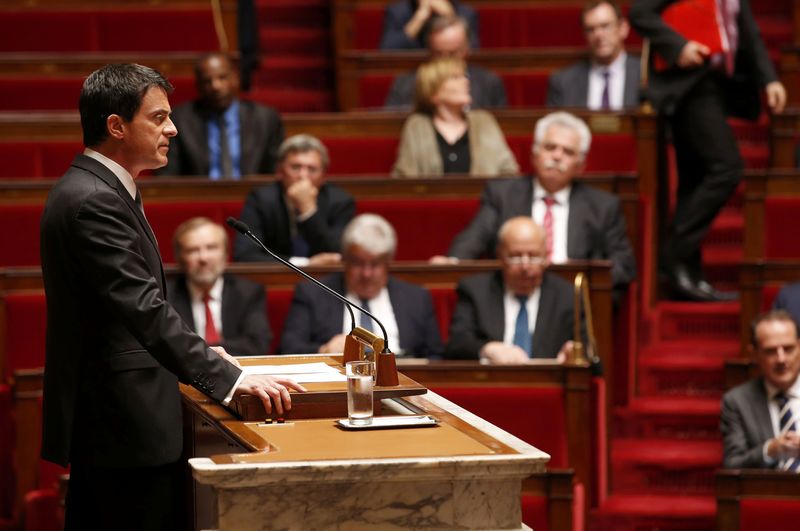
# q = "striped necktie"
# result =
<box><xmin>775</xmin><ymin>392</ymin><xmax>800</xmax><ymax>472</ymax></box>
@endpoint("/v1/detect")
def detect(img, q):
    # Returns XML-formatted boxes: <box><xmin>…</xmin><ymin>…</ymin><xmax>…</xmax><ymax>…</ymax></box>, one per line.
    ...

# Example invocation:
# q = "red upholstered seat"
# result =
<box><xmin>0</xmin><ymin>385</ymin><xmax>12</xmax><ymax>519</ymax></box>
<box><xmin>740</xmin><ymin>498</ymin><xmax>800</xmax><ymax>529</ymax></box>
<box><xmin>352</xmin><ymin>8</ymin><xmax>385</xmax><ymax>50</ymax></box>
<box><xmin>0</xmin><ymin>76</ymin><xmax>196</xmax><ymax>111</ymax></box>
<box><xmin>357</xmin><ymin>75</ymin><xmax>396</xmax><ymax>109</ymax></box>
<box><xmin>520</xmin><ymin>494</ymin><xmax>548</xmax><ymax>530</ymax></box>
<box><xmin>356</xmin><ymin>197</ymin><xmax>480</xmax><ymax>260</ymax></box>
<box><xmin>0</xmin><ymin>204</ymin><xmax>43</xmax><ymax>266</ymax></box>
<box><xmin>508</xmin><ymin>133</ymin><xmax>637</xmax><ymax>175</ymax></box>
<box><xmin>764</xmin><ymin>198</ymin><xmax>800</xmax><ymax>258</ymax></box>
<box><xmin>761</xmin><ymin>286</ymin><xmax>780</xmax><ymax>311</ymax></box>
<box><xmin>23</xmin><ymin>489</ymin><xmax>60</xmax><ymax>531</ymax></box>
<box><xmin>267</xmin><ymin>288</ymin><xmax>294</xmax><ymax>355</ymax></box>
<box><xmin>431</xmin><ymin>386</ymin><xmax>569</xmax><ymax>468</ymax></box>
<box><xmin>0</xmin><ymin>142</ymin><xmax>83</xmax><ymax>179</ymax></box>
<box><xmin>4</xmin><ymin>294</ymin><xmax>47</xmax><ymax>376</ymax></box>
<box><xmin>428</xmin><ymin>288</ymin><xmax>458</xmax><ymax>343</ymax></box>
<box><xmin>324</xmin><ymin>137</ymin><xmax>399</xmax><ymax>174</ymax></box>
<box><xmin>0</xmin><ymin>8</ymin><xmax>217</xmax><ymax>52</ymax></box>
<box><xmin>145</xmin><ymin>200</ymin><xmax>244</xmax><ymax>263</ymax></box>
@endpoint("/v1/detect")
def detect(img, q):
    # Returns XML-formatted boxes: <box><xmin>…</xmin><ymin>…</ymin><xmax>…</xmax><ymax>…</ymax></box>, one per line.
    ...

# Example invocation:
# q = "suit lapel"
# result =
<box><xmin>752</xmin><ymin>379</ymin><xmax>776</xmax><ymax>444</ymax></box>
<box><xmin>531</xmin><ymin>276</ymin><xmax>554</xmax><ymax>358</ymax></box>
<box><xmin>577</xmin><ymin>60</ymin><xmax>590</xmax><ymax>105</ymax></box>
<box><xmin>566</xmin><ymin>183</ymin><xmax>585</xmax><ymax>259</ymax></box>
<box><xmin>172</xmin><ymin>277</ymin><xmax>197</xmax><ymax>330</ymax></box>
<box><xmin>486</xmin><ymin>273</ymin><xmax>506</xmax><ymax>340</ymax></box>
<box><xmin>624</xmin><ymin>55</ymin><xmax>640</xmax><ymax>107</ymax></box>
<box><xmin>509</xmin><ymin>178</ymin><xmax>534</xmax><ymax>218</ymax></box>
<box><xmin>387</xmin><ymin>278</ymin><xmax>409</xmax><ymax>351</ymax></box>
<box><xmin>220</xmin><ymin>276</ymin><xmax>234</xmax><ymax>337</ymax></box>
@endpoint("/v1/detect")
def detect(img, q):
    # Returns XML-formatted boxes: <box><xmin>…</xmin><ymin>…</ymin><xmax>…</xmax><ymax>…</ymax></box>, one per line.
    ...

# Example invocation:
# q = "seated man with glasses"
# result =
<box><xmin>280</xmin><ymin>214</ymin><xmax>443</xmax><ymax>358</ymax></box>
<box><xmin>444</xmin><ymin>216</ymin><xmax>576</xmax><ymax>364</ymax></box>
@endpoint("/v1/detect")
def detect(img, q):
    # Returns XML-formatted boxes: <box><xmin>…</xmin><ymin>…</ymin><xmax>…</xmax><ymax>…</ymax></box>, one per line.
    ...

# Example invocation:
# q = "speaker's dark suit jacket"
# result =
<box><xmin>167</xmin><ymin>273</ymin><xmax>272</xmax><ymax>356</ymax></box>
<box><xmin>40</xmin><ymin>155</ymin><xmax>241</xmax><ymax>469</ymax></box>
<box><xmin>630</xmin><ymin>0</ymin><xmax>777</xmax><ymax>119</ymax></box>
<box><xmin>545</xmin><ymin>55</ymin><xmax>641</xmax><ymax>109</ymax></box>
<box><xmin>721</xmin><ymin>377</ymin><xmax>779</xmax><ymax>469</ymax></box>
<box><xmin>157</xmin><ymin>99</ymin><xmax>284</xmax><ymax>176</ymax></box>
<box><xmin>280</xmin><ymin>273</ymin><xmax>443</xmax><ymax>358</ymax></box>
<box><xmin>385</xmin><ymin>64</ymin><xmax>507</xmax><ymax>110</ymax></box>
<box><xmin>233</xmin><ymin>181</ymin><xmax>356</xmax><ymax>262</ymax></box>
<box><xmin>444</xmin><ymin>271</ymin><xmax>574</xmax><ymax>360</ymax></box>
<box><xmin>379</xmin><ymin>1</ymin><xmax>479</xmax><ymax>50</ymax></box>
<box><xmin>448</xmin><ymin>177</ymin><xmax>636</xmax><ymax>289</ymax></box>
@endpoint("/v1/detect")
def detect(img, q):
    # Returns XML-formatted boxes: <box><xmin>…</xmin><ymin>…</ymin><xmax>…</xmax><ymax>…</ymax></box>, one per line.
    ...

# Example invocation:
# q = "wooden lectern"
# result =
<box><xmin>181</xmin><ymin>355</ymin><xmax>549</xmax><ymax>530</ymax></box>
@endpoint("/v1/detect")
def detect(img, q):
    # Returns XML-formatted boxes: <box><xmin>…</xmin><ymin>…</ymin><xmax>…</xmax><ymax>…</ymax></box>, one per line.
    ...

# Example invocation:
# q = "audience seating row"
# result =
<box><xmin>332</xmin><ymin>0</ymin><xmax>643</xmax><ymax>53</ymax></box>
<box><xmin>716</xmin><ymin>470</ymin><xmax>800</xmax><ymax>530</ymax></box>
<box><xmin>0</xmin><ymin>4</ymin><xmax>227</xmax><ymax>53</ymax></box>
<box><xmin>0</xmin><ymin>173</ymin><xmax>641</xmax><ymax>265</ymax></box>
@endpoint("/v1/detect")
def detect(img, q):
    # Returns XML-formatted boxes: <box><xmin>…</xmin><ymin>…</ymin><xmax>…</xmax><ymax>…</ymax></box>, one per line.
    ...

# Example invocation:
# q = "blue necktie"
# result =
<box><xmin>512</xmin><ymin>295</ymin><xmax>531</xmax><ymax>357</ymax></box>
<box><xmin>359</xmin><ymin>299</ymin><xmax>373</xmax><ymax>332</ymax></box>
<box><xmin>775</xmin><ymin>392</ymin><xmax>800</xmax><ymax>472</ymax></box>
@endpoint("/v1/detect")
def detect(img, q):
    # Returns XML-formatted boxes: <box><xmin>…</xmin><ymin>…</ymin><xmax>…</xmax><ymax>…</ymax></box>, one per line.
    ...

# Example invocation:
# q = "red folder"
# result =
<box><xmin>654</xmin><ymin>0</ymin><xmax>724</xmax><ymax>71</ymax></box>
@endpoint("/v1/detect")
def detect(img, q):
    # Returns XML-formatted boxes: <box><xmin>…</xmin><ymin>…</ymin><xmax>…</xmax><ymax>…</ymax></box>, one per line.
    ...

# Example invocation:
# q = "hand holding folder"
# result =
<box><xmin>653</xmin><ymin>0</ymin><xmax>724</xmax><ymax>71</ymax></box>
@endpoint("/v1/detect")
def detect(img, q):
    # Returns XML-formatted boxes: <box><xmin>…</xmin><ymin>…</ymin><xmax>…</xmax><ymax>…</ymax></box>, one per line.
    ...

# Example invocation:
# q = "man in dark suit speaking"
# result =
<box><xmin>168</xmin><ymin>217</ymin><xmax>272</xmax><ymax>356</ymax></box>
<box><xmin>157</xmin><ymin>52</ymin><xmax>284</xmax><ymax>178</ymax></box>
<box><xmin>721</xmin><ymin>310</ymin><xmax>800</xmax><ymax>469</ymax></box>
<box><xmin>444</xmin><ymin>111</ymin><xmax>636</xmax><ymax>293</ymax></box>
<box><xmin>280</xmin><ymin>214</ymin><xmax>443</xmax><ymax>358</ymax></box>
<box><xmin>40</xmin><ymin>64</ymin><xmax>305</xmax><ymax>530</ymax></box>
<box><xmin>445</xmin><ymin>217</ymin><xmax>576</xmax><ymax>363</ymax></box>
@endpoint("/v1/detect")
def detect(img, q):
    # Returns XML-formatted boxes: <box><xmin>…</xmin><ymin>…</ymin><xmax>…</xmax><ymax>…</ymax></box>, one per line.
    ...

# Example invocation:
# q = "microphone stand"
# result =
<box><xmin>227</xmin><ymin>217</ymin><xmax>399</xmax><ymax>386</ymax></box>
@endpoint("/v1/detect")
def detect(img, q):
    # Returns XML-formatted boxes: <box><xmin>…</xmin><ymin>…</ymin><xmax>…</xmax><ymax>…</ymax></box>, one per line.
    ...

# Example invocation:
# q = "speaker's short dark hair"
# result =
<box><xmin>79</xmin><ymin>64</ymin><xmax>173</xmax><ymax>148</ymax></box>
<box><xmin>750</xmin><ymin>309</ymin><xmax>798</xmax><ymax>349</ymax></box>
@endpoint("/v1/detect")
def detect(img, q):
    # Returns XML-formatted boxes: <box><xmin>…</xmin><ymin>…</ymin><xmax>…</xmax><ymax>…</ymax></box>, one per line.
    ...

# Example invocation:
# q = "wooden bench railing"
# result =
<box><xmin>716</xmin><ymin>470</ymin><xmax>800</xmax><ymax>530</ymax></box>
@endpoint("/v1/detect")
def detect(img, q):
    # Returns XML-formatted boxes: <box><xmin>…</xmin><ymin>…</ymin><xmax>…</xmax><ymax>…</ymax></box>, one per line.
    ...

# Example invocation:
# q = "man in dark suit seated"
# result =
<box><xmin>168</xmin><ymin>217</ymin><xmax>271</xmax><ymax>356</ymax></box>
<box><xmin>384</xmin><ymin>15</ymin><xmax>506</xmax><ymax>110</ymax></box>
<box><xmin>546</xmin><ymin>1</ymin><xmax>640</xmax><ymax>110</ymax></box>
<box><xmin>380</xmin><ymin>0</ymin><xmax>479</xmax><ymax>50</ymax></box>
<box><xmin>233</xmin><ymin>134</ymin><xmax>355</xmax><ymax>266</ymax></box>
<box><xmin>445</xmin><ymin>217</ymin><xmax>575</xmax><ymax>363</ymax></box>
<box><xmin>721</xmin><ymin>310</ymin><xmax>800</xmax><ymax>469</ymax></box>
<box><xmin>441</xmin><ymin>111</ymin><xmax>636</xmax><ymax>293</ymax></box>
<box><xmin>280</xmin><ymin>214</ymin><xmax>443</xmax><ymax>358</ymax></box>
<box><xmin>157</xmin><ymin>52</ymin><xmax>284</xmax><ymax>178</ymax></box>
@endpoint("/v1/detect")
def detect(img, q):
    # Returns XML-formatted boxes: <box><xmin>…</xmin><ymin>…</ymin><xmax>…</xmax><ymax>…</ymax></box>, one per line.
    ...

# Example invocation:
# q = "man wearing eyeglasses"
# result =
<box><xmin>444</xmin><ymin>217</ymin><xmax>576</xmax><ymax>363</ymax></box>
<box><xmin>444</xmin><ymin>111</ymin><xmax>636</xmax><ymax>296</ymax></box>
<box><xmin>280</xmin><ymin>214</ymin><xmax>443</xmax><ymax>358</ymax></box>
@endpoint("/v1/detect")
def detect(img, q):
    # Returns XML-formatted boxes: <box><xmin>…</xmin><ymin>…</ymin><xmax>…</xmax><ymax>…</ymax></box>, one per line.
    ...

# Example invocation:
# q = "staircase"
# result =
<box><xmin>248</xmin><ymin>0</ymin><xmax>335</xmax><ymax>112</ymax></box>
<box><xmin>592</xmin><ymin>3</ymin><xmax>784</xmax><ymax>521</ymax></box>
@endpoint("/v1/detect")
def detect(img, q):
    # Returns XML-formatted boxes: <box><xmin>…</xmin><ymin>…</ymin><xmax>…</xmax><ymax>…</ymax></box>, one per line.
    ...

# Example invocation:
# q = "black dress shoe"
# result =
<box><xmin>664</xmin><ymin>264</ymin><xmax>738</xmax><ymax>302</ymax></box>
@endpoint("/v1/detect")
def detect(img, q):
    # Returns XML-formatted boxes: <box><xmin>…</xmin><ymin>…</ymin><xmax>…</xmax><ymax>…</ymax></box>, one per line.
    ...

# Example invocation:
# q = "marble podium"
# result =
<box><xmin>182</xmin><ymin>356</ymin><xmax>550</xmax><ymax>530</ymax></box>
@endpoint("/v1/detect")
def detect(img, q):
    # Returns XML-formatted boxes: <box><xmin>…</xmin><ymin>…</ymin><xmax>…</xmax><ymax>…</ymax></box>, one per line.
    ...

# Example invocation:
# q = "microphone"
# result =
<box><xmin>226</xmin><ymin>217</ymin><xmax>390</xmax><ymax>354</ymax></box>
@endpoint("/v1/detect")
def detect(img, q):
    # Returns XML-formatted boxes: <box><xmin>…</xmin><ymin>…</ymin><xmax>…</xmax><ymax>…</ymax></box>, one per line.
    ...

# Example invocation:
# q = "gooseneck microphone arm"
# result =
<box><xmin>226</xmin><ymin>217</ymin><xmax>390</xmax><ymax>353</ymax></box>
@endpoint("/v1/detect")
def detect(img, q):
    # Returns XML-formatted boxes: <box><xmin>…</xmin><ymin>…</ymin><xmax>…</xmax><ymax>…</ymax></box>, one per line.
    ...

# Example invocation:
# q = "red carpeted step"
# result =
<box><xmin>246</xmin><ymin>87</ymin><xmax>333</xmax><ymax>112</ymax></box>
<box><xmin>259</xmin><ymin>27</ymin><xmax>329</xmax><ymax>53</ymax></box>
<box><xmin>611</xmin><ymin>439</ymin><xmax>722</xmax><ymax>494</ymax></box>
<box><xmin>253</xmin><ymin>56</ymin><xmax>332</xmax><ymax>87</ymax></box>
<box><xmin>615</xmin><ymin>397</ymin><xmax>720</xmax><ymax>440</ymax></box>
<box><xmin>591</xmin><ymin>494</ymin><xmax>716</xmax><ymax>531</ymax></box>
<box><xmin>655</xmin><ymin>302</ymin><xmax>740</xmax><ymax>342</ymax></box>
<box><xmin>638</xmin><ymin>354</ymin><xmax>727</xmax><ymax>397</ymax></box>
<box><xmin>256</xmin><ymin>0</ymin><xmax>329</xmax><ymax>28</ymax></box>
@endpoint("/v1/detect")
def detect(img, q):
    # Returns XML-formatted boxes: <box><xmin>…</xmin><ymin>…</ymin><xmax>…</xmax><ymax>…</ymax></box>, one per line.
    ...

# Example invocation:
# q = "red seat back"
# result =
<box><xmin>356</xmin><ymin>197</ymin><xmax>480</xmax><ymax>259</ymax></box>
<box><xmin>740</xmin><ymin>499</ymin><xmax>800</xmax><ymax>529</ymax></box>
<box><xmin>0</xmin><ymin>385</ymin><xmax>12</xmax><ymax>519</ymax></box>
<box><xmin>0</xmin><ymin>205</ymin><xmax>43</xmax><ymax>266</ymax></box>
<box><xmin>428</xmin><ymin>287</ymin><xmax>457</xmax><ymax>343</ymax></box>
<box><xmin>325</xmin><ymin>137</ymin><xmax>399</xmax><ymax>174</ymax></box>
<box><xmin>4</xmin><ymin>294</ymin><xmax>48</xmax><ymax>376</ymax></box>
<box><xmin>431</xmin><ymin>386</ymin><xmax>569</xmax><ymax>468</ymax></box>
<box><xmin>266</xmin><ymin>288</ymin><xmax>294</xmax><ymax>355</ymax></box>
<box><xmin>764</xmin><ymin>198</ymin><xmax>800</xmax><ymax>258</ymax></box>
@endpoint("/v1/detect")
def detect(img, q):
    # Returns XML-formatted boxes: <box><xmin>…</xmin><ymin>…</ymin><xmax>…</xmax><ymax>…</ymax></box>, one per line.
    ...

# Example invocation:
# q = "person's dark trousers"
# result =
<box><xmin>64</xmin><ymin>460</ymin><xmax>184</xmax><ymax>531</ymax></box>
<box><xmin>663</xmin><ymin>72</ymin><xmax>743</xmax><ymax>279</ymax></box>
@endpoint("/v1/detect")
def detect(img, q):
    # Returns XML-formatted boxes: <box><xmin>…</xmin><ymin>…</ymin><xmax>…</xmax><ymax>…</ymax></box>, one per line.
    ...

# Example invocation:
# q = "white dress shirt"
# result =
<box><xmin>187</xmin><ymin>277</ymin><xmax>224</xmax><ymax>340</ymax></box>
<box><xmin>502</xmin><ymin>288</ymin><xmax>542</xmax><ymax>347</ymax></box>
<box><xmin>342</xmin><ymin>287</ymin><xmax>402</xmax><ymax>354</ymax></box>
<box><xmin>587</xmin><ymin>52</ymin><xmax>628</xmax><ymax>111</ymax></box>
<box><xmin>762</xmin><ymin>376</ymin><xmax>800</xmax><ymax>464</ymax></box>
<box><xmin>531</xmin><ymin>181</ymin><xmax>571</xmax><ymax>264</ymax></box>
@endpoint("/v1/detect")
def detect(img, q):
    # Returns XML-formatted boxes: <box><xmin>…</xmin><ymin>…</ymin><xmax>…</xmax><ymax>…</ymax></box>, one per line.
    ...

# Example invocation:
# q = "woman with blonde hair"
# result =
<box><xmin>392</xmin><ymin>57</ymin><xmax>519</xmax><ymax>177</ymax></box>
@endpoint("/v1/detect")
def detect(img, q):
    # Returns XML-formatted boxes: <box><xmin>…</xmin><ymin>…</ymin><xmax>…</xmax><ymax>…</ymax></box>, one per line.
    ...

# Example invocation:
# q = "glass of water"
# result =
<box><xmin>346</xmin><ymin>360</ymin><xmax>374</xmax><ymax>426</ymax></box>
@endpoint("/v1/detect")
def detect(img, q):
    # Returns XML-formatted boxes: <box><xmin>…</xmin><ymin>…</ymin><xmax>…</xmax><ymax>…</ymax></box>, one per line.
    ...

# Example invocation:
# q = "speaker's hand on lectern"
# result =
<box><xmin>235</xmin><ymin>375</ymin><xmax>307</xmax><ymax>415</ymax></box>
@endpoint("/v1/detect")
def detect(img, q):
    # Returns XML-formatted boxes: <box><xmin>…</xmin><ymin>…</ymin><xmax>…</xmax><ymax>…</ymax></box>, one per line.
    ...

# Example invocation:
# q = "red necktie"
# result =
<box><xmin>543</xmin><ymin>196</ymin><xmax>556</xmax><ymax>259</ymax></box>
<box><xmin>203</xmin><ymin>293</ymin><xmax>220</xmax><ymax>345</ymax></box>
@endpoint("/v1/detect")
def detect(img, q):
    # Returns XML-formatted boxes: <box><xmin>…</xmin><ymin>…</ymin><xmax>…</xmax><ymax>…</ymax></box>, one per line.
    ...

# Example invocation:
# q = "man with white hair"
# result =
<box><xmin>446</xmin><ymin>111</ymin><xmax>636</xmax><ymax>291</ymax></box>
<box><xmin>280</xmin><ymin>214</ymin><xmax>443</xmax><ymax>357</ymax></box>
